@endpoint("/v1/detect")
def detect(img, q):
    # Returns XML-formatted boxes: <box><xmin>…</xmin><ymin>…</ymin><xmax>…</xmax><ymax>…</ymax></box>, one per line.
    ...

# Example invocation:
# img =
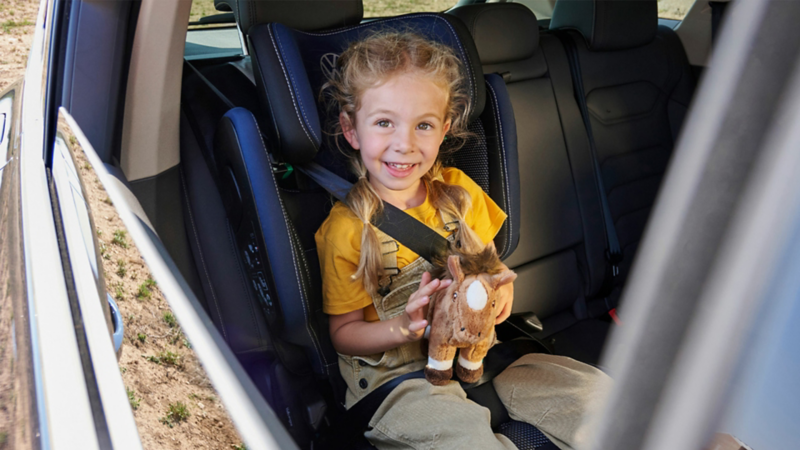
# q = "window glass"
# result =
<box><xmin>363</xmin><ymin>0</ymin><xmax>458</xmax><ymax>18</ymax></box>
<box><xmin>511</xmin><ymin>0</ymin><xmax>695</xmax><ymax>22</ymax></box>
<box><xmin>511</xmin><ymin>0</ymin><xmax>556</xmax><ymax>20</ymax></box>
<box><xmin>186</xmin><ymin>0</ymin><xmax>243</xmax><ymax>60</ymax></box>
<box><xmin>658</xmin><ymin>0</ymin><xmax>695</xmax><ymax>20</ymax></box>
<box><xmin>190</xmin><ymin>0</ymin><xmax>218</xmax><ymax>23</ymax></box>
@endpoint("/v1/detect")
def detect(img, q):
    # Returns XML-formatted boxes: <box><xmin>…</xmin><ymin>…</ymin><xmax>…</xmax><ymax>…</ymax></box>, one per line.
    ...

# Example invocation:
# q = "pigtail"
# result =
<box><xmin>346</xmin><ymin>159</ymin><xmax>385</xmax><ymax>295</ymax></box>
<box><xmin>426</xmin><ymin>161</ymin><xmax>470</xmax><ymax>229</ymax></box>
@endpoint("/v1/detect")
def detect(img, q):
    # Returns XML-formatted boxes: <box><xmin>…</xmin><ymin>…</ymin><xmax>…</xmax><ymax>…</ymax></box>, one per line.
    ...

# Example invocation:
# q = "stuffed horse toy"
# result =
<box><xmin>423</xmin><ymin>231</ymin><xmax>517</xmax><ymax>386</ymax></box>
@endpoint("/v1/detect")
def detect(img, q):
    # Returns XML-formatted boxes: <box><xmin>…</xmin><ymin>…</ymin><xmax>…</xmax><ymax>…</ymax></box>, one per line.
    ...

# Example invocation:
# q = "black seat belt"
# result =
<box><xmin>296</xmin><ymin>163</ymin><xmax>451</xmax><ymax>265</ymax></box>
<box><xmin>555</xmin><ymin>33</ymin><xmax>623</xmax><ymax>278</ymax></box>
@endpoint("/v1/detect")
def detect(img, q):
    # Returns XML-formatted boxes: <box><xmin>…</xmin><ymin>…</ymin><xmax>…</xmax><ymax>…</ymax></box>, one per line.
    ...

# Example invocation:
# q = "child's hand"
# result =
<box><xmin>494</xmin><ymin>282</ymin><xmax>514</xmax><ymax>324</ymax></box>
<box><xmin>401</xmin><ymin>272</ymin><xmax>452</xmax><ymax>341</ymax></box>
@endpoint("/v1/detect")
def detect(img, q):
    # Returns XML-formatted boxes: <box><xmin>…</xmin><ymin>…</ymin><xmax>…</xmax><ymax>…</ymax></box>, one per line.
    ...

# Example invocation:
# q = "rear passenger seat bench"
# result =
<box><xmin>550</xmin><ymin>0</ymin><xmax>696</xmax><ymax>301</ymax></box>
<box><xmin>449</xmin><ymin>0</ymin><xmax>696</xmax><ymax>364</ymax></box>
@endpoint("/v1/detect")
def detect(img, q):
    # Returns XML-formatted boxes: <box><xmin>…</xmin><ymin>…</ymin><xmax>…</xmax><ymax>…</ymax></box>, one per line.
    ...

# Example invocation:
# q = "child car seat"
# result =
<box><xmin>182</xmin><ymin>1</ymin><xmax>556</xmax><ymax>448</ymax></box>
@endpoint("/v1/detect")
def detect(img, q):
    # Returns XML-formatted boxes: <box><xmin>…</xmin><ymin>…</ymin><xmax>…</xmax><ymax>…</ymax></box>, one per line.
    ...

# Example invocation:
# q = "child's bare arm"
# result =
<box><xmin>329</xmin><ymin>273</ymin><xmax>451</xmax><ymax>355</ymax></box>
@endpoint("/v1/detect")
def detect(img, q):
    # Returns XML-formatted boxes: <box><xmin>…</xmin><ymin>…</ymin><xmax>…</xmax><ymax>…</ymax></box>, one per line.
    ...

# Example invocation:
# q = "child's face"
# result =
<box><xmin>341</xmin><ymin>72</ymin><xmax>451</xmax><ymax>208</ymax></box>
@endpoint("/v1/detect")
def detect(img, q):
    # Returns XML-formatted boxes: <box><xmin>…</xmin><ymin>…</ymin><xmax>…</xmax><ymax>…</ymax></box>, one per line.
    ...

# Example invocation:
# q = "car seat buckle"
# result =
<box><xmin>272</xmin><ymin>161</ymin><xmax>294</xmax><ymax>179</ymax></box>
<box><xmin>605</xmin><ymin>249</ymin><xmax>623</xmax><ymax>277</ymax></box>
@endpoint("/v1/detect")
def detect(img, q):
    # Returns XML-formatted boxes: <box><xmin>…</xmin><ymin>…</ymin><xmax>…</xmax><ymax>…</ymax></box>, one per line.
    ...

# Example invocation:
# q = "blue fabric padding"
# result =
<box><xmin>217</xmin><ymin>107</ymin><xmax>336</xmax><ymax>377</ymax></box>
<box><xmin>270</xmin><ymin>24</ymin><xmax>323</xmax><ymax>149</ymax></box>
<box><xmin>483</xmin><ymin>73</ymin><xmax>520</xmax><ymax>260</ymax></box>
<box><xmin>248</xmin><ymin>13</ymin><xmax>485</xmax><ymax>165</ymax></box>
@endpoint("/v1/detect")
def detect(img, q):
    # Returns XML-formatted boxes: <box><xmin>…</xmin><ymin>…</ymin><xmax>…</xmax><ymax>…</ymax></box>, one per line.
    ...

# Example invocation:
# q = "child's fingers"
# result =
<box><xmin>406</xmin><ymin>295</ymin><xmax>429</xmax><ymax>316</ymax></box>
<box><xmin>417</xmin><ymin>277</ymin><xmax>451</xmax><ymax>297</ymax></box>
<box><xmin>407</xmin><ymin>319</ymin><xmax>428</xmax><ymax>333</ymax></box>
<box><xmin>418</xmin><ymin>271</ymin><xmax>432</xmax><ymax>289</ymax></box>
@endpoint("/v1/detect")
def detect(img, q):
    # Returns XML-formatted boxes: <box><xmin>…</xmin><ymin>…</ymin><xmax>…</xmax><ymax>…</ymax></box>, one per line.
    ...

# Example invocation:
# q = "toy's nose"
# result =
<box><xmin>466</xmin><ymin>280</ymin><xmax>487</xmax><ymax>310</ymax></box>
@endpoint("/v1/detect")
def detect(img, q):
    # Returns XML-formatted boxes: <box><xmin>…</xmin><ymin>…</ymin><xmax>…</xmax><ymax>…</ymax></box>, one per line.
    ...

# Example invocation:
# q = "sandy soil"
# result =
<box><xmin>0</xmin><ymin>0</ymin><xmax>36</xmax><ymax>93</ymax></box>
<box><xmin>1</xmin><ymin>1</ymin><xmax>244</xmax><ymax>448</ymax></box>
<box><xmin>67</xmin><ymin>134</ymin><xmax>245</xmax><ymax>450</ymax></box>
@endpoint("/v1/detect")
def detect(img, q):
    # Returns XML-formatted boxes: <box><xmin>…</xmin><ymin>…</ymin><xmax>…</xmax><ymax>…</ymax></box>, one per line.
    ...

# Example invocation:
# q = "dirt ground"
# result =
<box><xmin>0</xmin><ymin>0</ymin><xmax>36</xmax><ymax>93</ymax></box>
<box><xmin>1</xmin><ymin>1</ymin><xmax>244</xmax><ymax>448</ymax></box>
<box><xmin>68</xmin><ymin>137</ymin><xmax>245</xmax><ymax>450</ymax></box>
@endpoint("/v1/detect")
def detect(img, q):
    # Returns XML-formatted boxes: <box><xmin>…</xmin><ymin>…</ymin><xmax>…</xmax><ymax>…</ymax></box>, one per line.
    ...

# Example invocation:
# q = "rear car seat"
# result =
<box><xmin>449</xmin><ymin>3</ymin><xmax>614</xmax><ymax>364</ymax></box>
<box><xmin>550</xmin><ymin>0</ymin><xmax>696</xmax><ymax>302</ymax></box>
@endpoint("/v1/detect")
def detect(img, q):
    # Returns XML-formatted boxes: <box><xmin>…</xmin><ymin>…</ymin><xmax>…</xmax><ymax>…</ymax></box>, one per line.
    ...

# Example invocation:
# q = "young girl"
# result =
<box><xmin>316</xmin><ymin>32</ymin><xmax>609</xmax><ymax>450</ymax></box>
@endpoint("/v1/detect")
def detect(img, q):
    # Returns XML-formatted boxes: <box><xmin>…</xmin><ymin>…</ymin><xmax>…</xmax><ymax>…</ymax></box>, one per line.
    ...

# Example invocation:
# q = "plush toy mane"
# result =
<box><xmin>432</xmin><ymin>225</ymin><xmax>505</xmax><ymax>278</ymax></box>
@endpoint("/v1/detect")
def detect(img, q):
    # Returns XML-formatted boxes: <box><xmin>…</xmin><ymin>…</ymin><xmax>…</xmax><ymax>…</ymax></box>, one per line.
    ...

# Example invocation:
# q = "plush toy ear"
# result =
<box><xmin>491</xmin><ymin>269</ymin><xmax>517</xmax><ymax>289</ymax></box>
<box><xmin>447</xmin><ymin>255</ymin><xmax>465</xmax><ymax>283</ymax></box>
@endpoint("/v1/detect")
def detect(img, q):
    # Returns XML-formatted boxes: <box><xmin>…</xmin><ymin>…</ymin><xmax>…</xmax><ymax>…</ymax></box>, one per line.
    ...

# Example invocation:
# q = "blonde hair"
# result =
<box><xmin>321</xmin><ymin>31</ymin><xmax>474</xmax><ymax>295</ymax></box>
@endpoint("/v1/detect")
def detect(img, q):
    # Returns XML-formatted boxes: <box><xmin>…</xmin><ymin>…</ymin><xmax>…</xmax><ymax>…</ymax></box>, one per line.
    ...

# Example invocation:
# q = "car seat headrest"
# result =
<box><xmin>550</xmin><ymin>0</ymin><xmax>658</xmax><ymax>51</ymax></box>
<box><xmin>228</xmin><ymin>0</ymin><xmax>364</xmax><ymax>34</ymax></box>
<box><xmin>214</xmin><ymin>0</ymin><xmax>232</xmax><ymax>12</ymax></box>
<box><xmin>449</xmin><ymin>3</ymin><xmax>540</xmax><ymax>66</ymax></box>
<box><xmin>248</xmin><ymin>13</ymin><xmax>486</xmax><ymax>166</ymax></box>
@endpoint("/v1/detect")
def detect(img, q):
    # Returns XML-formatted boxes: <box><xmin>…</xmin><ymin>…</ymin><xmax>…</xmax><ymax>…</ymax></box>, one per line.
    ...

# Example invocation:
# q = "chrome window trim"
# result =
<box><xmin>19</xmin><ymin>0</ymin><xmax>100</xmax><ymax>448</ymax></box>
<box><xmin>51</xmin><ymin>128</ymin><xmax>143</xmax><ymax>449</ymax></box>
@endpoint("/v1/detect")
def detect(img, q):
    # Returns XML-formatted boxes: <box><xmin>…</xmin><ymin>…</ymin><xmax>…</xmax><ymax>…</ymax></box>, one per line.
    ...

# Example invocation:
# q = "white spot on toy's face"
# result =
<box><xmin>466</xmin><ymin>280</ymin><xmax>488</xmax><ymax>310</ymax></box>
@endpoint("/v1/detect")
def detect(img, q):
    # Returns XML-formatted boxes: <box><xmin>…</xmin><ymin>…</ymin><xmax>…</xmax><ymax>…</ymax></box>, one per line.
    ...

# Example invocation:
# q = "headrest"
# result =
<box><xmin>228</xmin><ymin>0</ymin><xmax>363</xmax><ymax>34</ymax></box>
<box><xmin>248</xmin><ymin>13</ymin><xmax>486</xmax><ymax>166</ymax></box>
<box><xmin>550</xmin><ymin>0</ymin><xmax>658</xmax><ymax>51</ymax></box>
<box><xmin>214</xmin><ymin>0</ymin><xmax>231</xmax><ymax>12</ymax></box>
<box><xmin>449</xmin><ymin>3</ymin><xmax>540</xmax><ymax>65</ymax></box>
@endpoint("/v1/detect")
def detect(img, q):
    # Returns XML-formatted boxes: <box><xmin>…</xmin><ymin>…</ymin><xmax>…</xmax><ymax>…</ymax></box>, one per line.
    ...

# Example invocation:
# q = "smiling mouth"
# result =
<box><xmin>385</xmin><ymin>162</ymin><xmax>416</xmax><ymax>170</ymax></box>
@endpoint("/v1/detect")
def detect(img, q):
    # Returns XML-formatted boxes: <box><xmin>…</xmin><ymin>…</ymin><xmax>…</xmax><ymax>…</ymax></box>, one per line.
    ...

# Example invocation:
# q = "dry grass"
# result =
<box><xmin>65</xmin><ymin>132</ymin><xmax>244</xmax><ymax>449</ymax></box>
<box><xmin>364</xmin><ymin>0</ymin><xmax>457</xmax><ymax>17</ymax></box>
<box><xmin>658</xmin><ymin>0</ymin><xmax>695</xmax><ymax>20</ymax></box>
<box><xmin>0</xmin><ymin>0</ymin><xmax>38</xmax><ymax>93</ymax></box>
<box><xmin>190</xmin><ymin>0</ymin><xmax>218</xmax><ymax>23</ymax></box>
<box><xmin>189</xmin><ymin>0</ymin><xmax>694</xmax><ymax>23</ymax></box>
<box><xmin>189</xmin><ymin>0</ymin><xmax>459</xmax><ymax>21</ymax></box>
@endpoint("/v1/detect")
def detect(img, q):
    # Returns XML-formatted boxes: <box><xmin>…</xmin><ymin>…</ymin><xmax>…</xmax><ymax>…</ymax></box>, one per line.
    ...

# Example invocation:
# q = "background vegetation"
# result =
<box><xmin>191</xmin><ymin>0</ymin><xmax>695</xmax><ymax>23</ymax></box>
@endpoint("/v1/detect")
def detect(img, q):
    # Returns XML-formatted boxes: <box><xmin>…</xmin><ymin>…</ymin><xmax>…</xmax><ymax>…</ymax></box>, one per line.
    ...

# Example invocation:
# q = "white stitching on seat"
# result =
<box><xmin>179</xmin><ymin>167</ymin><xmax>228</xmax><ymax>341</ymax></box>
<box><xmin>273</xmin><ymin>28</ymin><xmax>321</xmax><ymax>144</ymax></box>
<box><xmin>267</xmin><ymin>26</ymin><xmax>318</xmax><ymax>149</ymax></box>
<box><xmin>290</xmin><ymin>224</ymin><xmax>331</xmax><ymax>376</ymax></box>
<box><xmin>486</xmin><ymin>80</ymin><xmax>513</xmax><ymax>259</ymax></box>
<box><xmin>243</xmin><ymin>112</ymin><xmax>328</xmax><ymax>371</ymax></box>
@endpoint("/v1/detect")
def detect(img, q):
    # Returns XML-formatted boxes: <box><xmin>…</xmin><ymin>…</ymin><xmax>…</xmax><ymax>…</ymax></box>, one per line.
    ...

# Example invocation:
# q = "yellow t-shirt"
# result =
<box><xmin>315</xmin><ymin>168</ymin><xmax>507</xmax><ymax>321</ymax></box>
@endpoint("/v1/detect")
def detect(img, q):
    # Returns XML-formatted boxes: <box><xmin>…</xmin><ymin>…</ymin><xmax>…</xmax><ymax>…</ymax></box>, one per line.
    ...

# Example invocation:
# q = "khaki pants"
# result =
<box><xmin>365</xmin><ymin>353</ymin><xmax>611</xmax><ymax>450</ymax></box>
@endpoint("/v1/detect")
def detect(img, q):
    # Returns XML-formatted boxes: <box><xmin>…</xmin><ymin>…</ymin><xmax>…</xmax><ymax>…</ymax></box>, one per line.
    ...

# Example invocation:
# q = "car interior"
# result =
<box><xmin>64</xmin><ymin>0</ymin><xmax>722</xmax><ymax>447</ymax></box>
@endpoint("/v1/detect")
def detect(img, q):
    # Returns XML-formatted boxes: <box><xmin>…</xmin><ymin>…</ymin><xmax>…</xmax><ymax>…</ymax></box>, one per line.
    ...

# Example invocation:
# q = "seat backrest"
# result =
<box><xmin>449</xmin><ymin>3</ymin><xmax>609</xmax><ymax>331</ymax></box>
<box><xmin>550</xmin><ymin>0</ymin><xmax>696</xmax><ymax>290</ymax></box>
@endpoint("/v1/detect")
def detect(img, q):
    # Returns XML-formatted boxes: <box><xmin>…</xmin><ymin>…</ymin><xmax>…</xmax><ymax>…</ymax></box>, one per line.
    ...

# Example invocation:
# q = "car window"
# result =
<box><xmin>58</xmin><ymin>108</ymin><xmax>297</xmax><ymax>450</ymax></box>
<box><xmin>186</xmin><ymin>0</ymin><xmax>244</xmax><ymax>61</ymax></box>
<box><xmin>511</xmin><ymin>0</ymin><xmax>696</xmax><ymax>21</ymax></box>
<box><xmin>512</xmin><ymin>0</ymin><xmax>556</xmax><ymax>20</ymax></box>
<box><xmin>363</xmin><ymin>0</ymin><xmax>458</xmax><ymax>18</ymax></box>
<box><xmin>658</xmin><ymin>0</ymin><xmax>695</xmax><ymax>20</ymax></box>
